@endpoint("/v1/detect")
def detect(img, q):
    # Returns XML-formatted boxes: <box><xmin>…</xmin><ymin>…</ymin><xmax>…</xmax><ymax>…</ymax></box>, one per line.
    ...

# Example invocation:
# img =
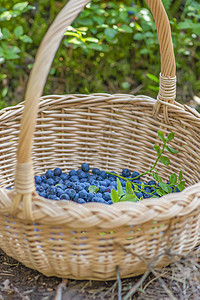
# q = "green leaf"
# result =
<box><xmin>159</xmin><ymin>182</ymin><xmax>171</xmax><ymax>193</ymax></box>
<box><xmin>87</xmin><ymin>43</ymin><xmax>103</xmax><ymax>51</ymax></box>
<box><xmin>85</xmin><ymin>37</ymin><xmax>99</xmax><ymax>43</ymax></box>
<box><xmin>13</xmin><ymin>2</ymin><xmax>28</xmax><ymax>11</ymax></box>
<box><xmin>93</xmin><ymin>15</ymin><xmax>104</xmax><ymax>25</ymax></box>
<box><xmin>2</xmin><ymin>28</ymin><xmax>10</xmax><ymax>39</ymax></box>
<box><xmin>19</xmin><ymin>35</ymin><xmax>33</xmax><ymax>43</ymax></box>
<box><xmin>126</xmin><ymin>181</ymin><xmax>133</xmax><ymax>194</ymax></box>
<box><xmin>167</xmin><ymin>132</ymin><xmax>175</xmax><ymax>141</ymax></box>
<box><xmin>14</xmin><ymin>26</ymin><xmax>23</xmax><ymax>37</ymax></box>
<box><xmin>152</xmin><ymin>172</ymin><xmax>162</xmax><ymax>183</ymax></box>
<box><xmin>120</xmin><ymin>194</ymin><xmax>138</xmax><ymax>202</ymax></box>
<box><xmin>158</xmin><ymin>131</ymin><xmax>165</xmax><ymax>143</ymax></box>
<box><xmin>169</xmin><ymin>173</ymin><xmax>177</xmax><ymax>185</ymax></box>
<box><xmin>111</xmin><ymin>189</ymin><xmax>119</xmax><ymax>203</ymax></box>
<box><xmin>159</xmin><ymin>156</ymin><xmax>170</xmax><ymax>166</ymax></box>
<box><xmin>133</xmin><ymin>183</ymin><xmax>139</xmax><ymax>192</ymax></box>
<box><xmin>147</xmin><ymin>73</ymin><xmax>159</xmax><ymax>83</ymax></box>
<box><xmin>153</xmin><ymin>145</ymin><xmax>161</xmax><ymax>155</ymax></box>
<box><xmin>104</xmin><ymin>28</ymin><xmax>117</xmax><ymax>39</ymax></box>
<box><xmin>117</xmin><ymin>24</ymin><xmax>133</xmax><ymax>33</ymax></box>
<box><xmin>165</xmin><ymin>145</ymin><xmax>179</xmax><ymax>154</ymax></box>
<box><xmin>156</xmin><ymin>188</ymin><xmax>166</xmax><ymax>196</ymax></box>
<box><xmin>4</xmin><ymin>46</ymin><xmax>20</xmax><ymax>59</ymax></box>
<box><xmin>78</xmin><ymin>18</ymin><xmax>93</xmax><ymax>26</ymax></box>
<box><xmin>117</xmin><ymin>178</ymin><xmax>124</xmax><ymax>198</ymax></box>
<box><xmin>88</xmin><ymin>185</ymin><xmax>99</xmax><ymax>193</ymax></box>
<box><xmin>133</xmin><ymin>33</ymin><xmax>144</xmax><ymax>40</ymax></box>
<box><xmin>141</xmin><ymin>183</ymin><xmax>145</xmax><ymax>191</ymax></box>
<box><xmin>179</xmin><ymin>171</ymin><xmax>183</xmax><ymax>181</ymax></box>
<box><xmin>177</xmin><ymin>183</ymin><xmax>185</xmax><ymax>192</ymax></box>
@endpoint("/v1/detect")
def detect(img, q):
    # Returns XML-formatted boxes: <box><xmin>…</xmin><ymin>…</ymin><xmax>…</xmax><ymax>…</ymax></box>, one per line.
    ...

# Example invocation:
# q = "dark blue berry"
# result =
<box><xmin>47</xmin><ymin>186</ymin><xmax>57</xmax><ymax>195</ymax></box>
<box><xmin>66</xmin><ymin>188</ymin><xmax>76</xmax><ymax>199</ymax></box>
<box><xmin>77</xmin><ymin>198</ymin><xmax>86</xmax><ymax>204</ymax></box>
<box><xmin>81</xmin><ymin>163</ymin><xmax>90</xmax><ymax>173</ymax></box>
<box><xmin>69</xmin><ymin>169</ymin><xmax>77</xmax><ymax>176</ymax></box>
<box><xmin>35</xmin><ymin>176</ymin><xmax>41</xmax><ymax>185</ymax></box>
<box><xmin>60</xmin><ymin>173</ymin><xmax>69</xmax><ymax>181</ymax></box>
<box><xmin>131</xmin><ymin>171</ymin><xmax>140</xmax><ymax>179</ymax></box>
<box><xmin>54</xmin><ymin>168</ymin><xmax>62</xmax><ymax>176</ymax></box>
<box><xmin>39</xmin><ymin>192</ymin><xmax>47</xmax><ymax>198</ymax></box>
<box><xmin>148</xmin><ymin>180</ymin><xmax>156</xmax><ymax>186</ymax></box>
<box><xmin>48</xmin><ymin>195</ymin><xmax>59</xmax><ymax>200</ymax></box>
<box><xmin>60</xmin><ymin>193</ymin><xmax>70</xmax><ymax>200</ymax></box>
<box><xmin>100</xmin><ymin>171</ymin><xmax>107</xmax><ymax>179</ymax></box>
<box><xmin>79</xmin><ymin>190</ymin><xmax>88</xmax><ymax>199</ymax></box>
<box><xmin>122</xmin><ymin>168</ymin><xmax>131</xmax><ymax>177</ymax></box>
<box><xmin>46</xmin><ymin>170</ymin><xmax>54</xmax><ymax>178</ymax></box>
<box><xmin>99</xmin><ymin>186</ymin><xmax>107</xmax><ymax>194</ymax></box>
<box><xmin>70</xmin><ymin>175</ymin><xmax>79</xmax><ymax>182</ymax></box>
<box><xmin>87</xmin><ymin>193</ymin><xmax>95</xmax><ymax>201</ymax></box>
<box><xmin>92</xmin><ymin>168</ymin><xmax>101</xmax><ymax>175</ymax></box>
<box><xmin>46</xmin><ymin>178</ymin><xmax>55</xmax><ymax>186</ymax></box>
<box><xmin>78</xmin><ymin>171</ymin><xmax>88</xmax><ymax>179</ymax></box>
<box><xmin>135</xmin><ymin>192</ymin><xmax>143</xmax><ymax>199</ymax></box>
<box><xmin>103</xmin><ymin>192</ymin><xmax>111</xmax><ymax>201</ymax></box>
<box><xmin>40</xmin><ymin>175</ymin><xmax>46</xmax><ymax>182</ymax></box>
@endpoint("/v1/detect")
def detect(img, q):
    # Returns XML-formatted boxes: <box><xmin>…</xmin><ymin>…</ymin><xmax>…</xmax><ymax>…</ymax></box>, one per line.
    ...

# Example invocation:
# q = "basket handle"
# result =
<box><xmin>13</xmin><ymin>0</ymin><xmax>176</xmax><ymax>218</ymax></box>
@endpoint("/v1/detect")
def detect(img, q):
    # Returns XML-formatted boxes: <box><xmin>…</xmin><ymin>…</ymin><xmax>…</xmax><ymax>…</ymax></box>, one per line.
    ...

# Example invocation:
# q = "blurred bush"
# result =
<box><xmin>0</xmin><ymin>0</ymin><xmax>199</xmax><ymax>109</ymax></box>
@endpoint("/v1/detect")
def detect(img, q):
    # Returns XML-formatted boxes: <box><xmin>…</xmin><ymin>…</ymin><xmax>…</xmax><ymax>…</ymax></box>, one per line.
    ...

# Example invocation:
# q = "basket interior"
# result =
<box><xmin>1</xmin><ymin>93</ymin><xmax>200</xmax><ymax>188</ymax></box>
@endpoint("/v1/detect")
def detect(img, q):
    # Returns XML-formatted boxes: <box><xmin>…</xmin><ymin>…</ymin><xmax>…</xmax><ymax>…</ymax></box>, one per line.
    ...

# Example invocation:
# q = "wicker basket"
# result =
<box><xmin>0</xmin><ymin>0</ymin><xmax>200</xmax><ymax>281</ymax></box>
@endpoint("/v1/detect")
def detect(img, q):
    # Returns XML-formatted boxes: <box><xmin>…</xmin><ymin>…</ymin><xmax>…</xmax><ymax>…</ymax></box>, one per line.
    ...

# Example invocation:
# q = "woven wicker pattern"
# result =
<box><xmin>0</xmin><ymin>0</ymin><xmax>200</xmax><ymax>280</ymax></box>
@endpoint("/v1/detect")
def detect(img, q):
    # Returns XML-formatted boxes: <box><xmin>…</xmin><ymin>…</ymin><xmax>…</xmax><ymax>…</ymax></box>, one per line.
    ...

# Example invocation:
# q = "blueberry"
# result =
<box><xmin>80</xmin><ymin>178</ymin><xmax>88</xmax><ymax>183</ymax></box>
<box><xmin>35</xmin><ymin>176</ymin><xmax>41</xmax><ymax>185</ymax></box>
<box><xmin>60</xmin><ymin>173</ymin><xmax>69</xmax><ymax>181</ymax></box>
<box><xmin>36</xmin><ymin>186</ymin><xmax>44</xmax><ymax>192</ymax></box>
<box><xmin>175</xmin><ymin>187</ymin><xmax>180</xmax><ymax>192</ymax></box>
<box><xmin>46</xmin><ymin>170</ymin><xmax>54</xmax><ymax>178</ymax></box>
<box><xmin>145</xmin><ymin>187</ymin><xmax>151</xmax><ymax>193</ymax></box>
<box><xmin>87</xmin><ymin>193</ymin><xmax>95</xmax><ymax>201</ymax></box>
<box><xmin>54</xmin><ymin>168</ymin><xmax>62</xmax><ymax>176</ymax></box>
<box><xmin>92</xmin><ymin>168</ymin><xmax>101</xmax><ymax>175</ymax></box>
<box><xmin>55</xmin><ymin>183</ymin><xmax>65</xmax><ymax>190</ymax></box>
<box><xmin>77</xmin><ymin>198</ymin><xmax>86</xmax><ymax>204</ymax></box>
<box><xmin>83</xmin><ymin>182</ymin><xmax>90</xmax><ymax>191</ymax></box>
<box><xmin>64</xmin><ymin>180</ymin><xmax>72</xmax><ymax>188</ymax></box>
<box><xmin>108</xmin><ymin>200</ymin><xmax>113</xmax><ymax>205</ymax></box>
<box><xmin>66</xmin><ymin>188</ymin><xmax>76</xmax><ymax>199</ymax></box>
<box><xmin>39</xmin><ymin>191</ymin><xmax>47</xmax><ymax>198</ymax></box>
<box><xmin>96</xmin><ymin>198</ymin><xmax>107</xmax><ymax>204</ymax></box>
<box><xmin>70</xmin><ymin>175</ymin><xmax>79</xmax><ymax>182</ymax></box>
<box><xmin>46</xmin><ymin>178</ymin><xmax>55</xmax><ymax>186</ymax></box>
<box><xmin>41</xmin><ymin>183</ymin><xmax>49</xmax><ymax>190</ymax></box>
<box><xmin>103</xmin><ymin>192</ymin><xmax>111</xmax><ymax>201</ymax></box>
<box><xmin>148</xmin><ymin>180</ymin><xmax>156</xmax><ymax>186</ymax></box>
<box><xmin>40</xmin><ymin>175</ymin><xmax>46</xmax><ymax>182</ymax></box>
<box><xmin>78</xmin><ymin>171</ymin><xmax>88</xmax><ymax>179</ymax></box>
<box><xmin>131</xmin><ymin>171</ymin><xmax>140</xmax><ymax>179</ymax></box>
<box><xmin>48</xmin><ymin>195</ymin><xmax>59</xmax><ymax>200</ymax></box>
<box><xmin>47</xmin><ymin>186</ymin><xmax>57</xmax><ymax>195</ymax></box>
<box><xmin>89</xmin><ymin>175</ymin><xmax>97</xmax><ymax>181</ymax></box>
<box><xmin>122</xmin><ymin>168</ymin><xmax>131</xmax><ymax>177</ymax></box>
<box><xmin>60</xmin><ymin>194</ymin><xmax>71</xmax><ymax>200</ymax></box>
<box><xmin>69</xmin><ymin>169</ymin><xmax>77</xmax><ymax>176</ymax></box>
<box><xmin>74</xmin><ymin>185</ymin><xmax>83</xmax><ymax>192</ymax></box>
<box><xmin>99</xmin><ymin>186</ymin><xmax>107</xmax><ymax>194</ymax></box>
<box><xmin>79</xmin><ymin>190</ymin><xmax>88</xmax><ymax>199</ymax></box>
<box><xmin>81</xmin><ymin>163</ymin><xmax>90</xmax><ymax>173</ymax></box>
<box><xmin>135</xmin><ymin>192</ymin><xmax>143</xmax><ymax>199</ymax></box>
<box><xmin>57</xmin><ymin>188</ymin><xmax>64</xmax><ymax>197</ymax></box>
<box><xmin>54</xmin><ymin>176</ymin><xmax>62</xmax><ymax>184</ymax></box>
<box><xmin>101</xmin><ymin>179</ymin><xmax>110</xmax><ymax>187</ymax></box>
<box><xmin>100</xmin><ymin>171</ymin><xmax>107</xmax><ymax>179</ymax></box>
<box><xmin>143</xmin><ymin>193</ymin><xmax>151</xmax><ymax>198</ymax></box>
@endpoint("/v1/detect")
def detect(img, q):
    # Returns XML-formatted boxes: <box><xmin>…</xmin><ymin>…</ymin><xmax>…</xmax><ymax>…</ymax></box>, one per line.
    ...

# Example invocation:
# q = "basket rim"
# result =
<box><xmin>1</xmin><ymin>181</ymin><xmax>200</xmax><ymax>227</ymax></box>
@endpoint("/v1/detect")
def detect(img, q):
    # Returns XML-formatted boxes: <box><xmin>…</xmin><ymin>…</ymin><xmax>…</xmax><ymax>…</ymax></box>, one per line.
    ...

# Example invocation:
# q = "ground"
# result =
<box><xmin>0</xmin><ymin>246</ymin><xmax>200</xmax><ymax>300</ymax></box>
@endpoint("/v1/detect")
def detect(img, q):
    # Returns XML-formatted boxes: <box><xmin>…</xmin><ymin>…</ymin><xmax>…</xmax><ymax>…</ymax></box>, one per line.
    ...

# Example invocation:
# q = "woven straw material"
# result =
<box><xmin>0</xmin><ymin>0</ymin><xmax>200</xmax><ymax>280</ymax></box>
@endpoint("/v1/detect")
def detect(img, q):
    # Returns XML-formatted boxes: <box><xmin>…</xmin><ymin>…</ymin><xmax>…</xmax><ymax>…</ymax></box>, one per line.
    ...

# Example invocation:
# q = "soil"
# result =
<box><xmin>0</xmin><ymin>247</ymin><xmax>200</xmax><ymax>300</ymax></box>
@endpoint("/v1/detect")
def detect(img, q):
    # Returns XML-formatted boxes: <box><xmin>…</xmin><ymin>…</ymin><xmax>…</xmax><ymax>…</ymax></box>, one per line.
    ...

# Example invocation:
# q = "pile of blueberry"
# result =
<box><xmin>34</xmin><ymin>163</ymin><xmax>160</xmax><ymax>205</ymax></box>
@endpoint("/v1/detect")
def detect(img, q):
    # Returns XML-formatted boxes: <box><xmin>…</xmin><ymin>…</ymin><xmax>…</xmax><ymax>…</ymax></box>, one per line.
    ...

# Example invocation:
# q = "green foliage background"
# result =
<box><xmin>0</xmin><ymin>0</ymin><xmax>199</xmax><ymax>109</ymax></box>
